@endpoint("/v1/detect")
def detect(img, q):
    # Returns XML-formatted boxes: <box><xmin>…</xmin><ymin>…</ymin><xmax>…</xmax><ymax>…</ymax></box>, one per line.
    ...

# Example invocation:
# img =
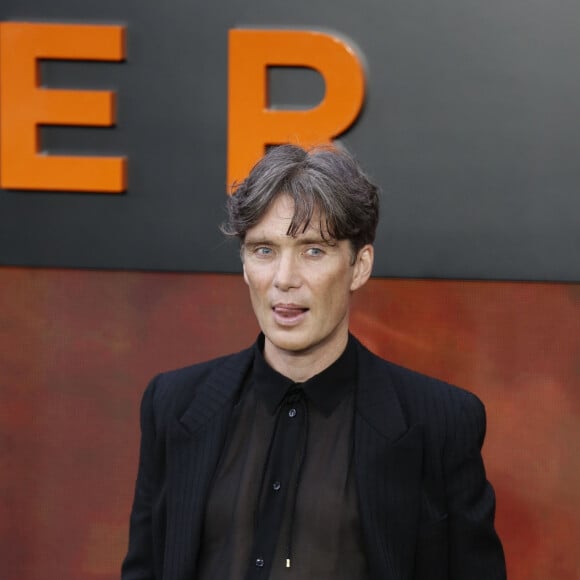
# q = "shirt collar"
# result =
<box><xmin>251</xmin><ymin>333</ymin><xmax>357</xmax><ymax>417</ymax></box>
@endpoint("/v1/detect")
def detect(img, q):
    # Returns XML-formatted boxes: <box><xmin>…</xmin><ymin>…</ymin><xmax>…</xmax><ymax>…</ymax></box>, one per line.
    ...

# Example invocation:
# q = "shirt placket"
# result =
<box><xmin>245</xmin><ymin>386</ymin><xmax>306</xmax><ymax>579</ymax></box>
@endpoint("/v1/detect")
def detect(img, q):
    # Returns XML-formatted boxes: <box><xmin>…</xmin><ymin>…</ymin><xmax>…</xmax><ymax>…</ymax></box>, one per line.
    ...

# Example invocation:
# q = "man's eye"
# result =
<box><xmin>305</xmin><ymin>247</ymin><xmax>324</xmax><ymax>257</ymax></box>
<box><xmin>255</xmin><ymin>247</ymin><xmax>272</xmax><ymax>256</ymax></box>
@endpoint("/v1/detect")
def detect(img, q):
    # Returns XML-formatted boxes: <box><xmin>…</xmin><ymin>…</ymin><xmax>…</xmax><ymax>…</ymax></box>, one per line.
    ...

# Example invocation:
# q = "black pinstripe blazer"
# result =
<box><xmin>122</xmin><ymin>337</ymin><xmax>506</xmax><ymax>580</ymax></box>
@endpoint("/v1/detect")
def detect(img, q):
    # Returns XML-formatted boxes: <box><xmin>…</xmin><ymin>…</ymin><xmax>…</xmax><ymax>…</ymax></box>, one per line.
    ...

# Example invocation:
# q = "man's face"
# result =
<box><xmin>242</xmin><ymin>194</ymin><xmax>373</xmax><ymax>367</ymax></box>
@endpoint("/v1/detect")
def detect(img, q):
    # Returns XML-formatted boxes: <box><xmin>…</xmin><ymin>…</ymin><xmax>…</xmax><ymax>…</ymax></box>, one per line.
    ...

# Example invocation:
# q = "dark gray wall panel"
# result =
<box><xmin>1</xmin><ymin>0</ymin><xmax>578</xmax><ymax>280</ymax></box>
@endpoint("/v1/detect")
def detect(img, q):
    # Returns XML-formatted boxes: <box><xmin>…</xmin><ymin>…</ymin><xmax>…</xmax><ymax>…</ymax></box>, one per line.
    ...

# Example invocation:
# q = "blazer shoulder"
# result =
<box><xmin>355</xmin><ymin>337</ymin><xmax>485</xmax><ymax>422</ymax></box>
<box><xmin>143</xmin><ymin>345</ymin><xmax>254</xmax><ymax>424</ymax></box>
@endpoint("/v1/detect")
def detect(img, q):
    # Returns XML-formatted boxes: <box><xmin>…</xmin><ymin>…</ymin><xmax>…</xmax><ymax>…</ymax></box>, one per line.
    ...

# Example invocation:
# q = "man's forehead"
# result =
<box><xmin>245</xmin><ymin>193</ymin><xmax>333</xmax><ymax>240</ymax></box>
<box><xmin>244</xmin><ymin>223</ymin><xmax>333</xmax><ymax>243</ymax></box>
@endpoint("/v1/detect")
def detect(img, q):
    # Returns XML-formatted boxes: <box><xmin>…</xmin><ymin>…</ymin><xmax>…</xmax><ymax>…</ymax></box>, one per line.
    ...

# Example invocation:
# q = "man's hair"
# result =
<box><xmin>221</xmin><ymin>144</ymin><xmax>380</xmax><ymax>253</ymax></box>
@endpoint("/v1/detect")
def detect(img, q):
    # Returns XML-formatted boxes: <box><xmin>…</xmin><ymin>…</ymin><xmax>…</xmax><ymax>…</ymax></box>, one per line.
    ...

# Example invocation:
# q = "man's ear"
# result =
<box><xmin>350</xmin><ymin>244</ymin><xmax>374</xmax><ymax>292</ymax></box>
<box><xmin>240</xmin><ymin>244</ymin><xmax>249</xmax><ymax>285</ymax></box>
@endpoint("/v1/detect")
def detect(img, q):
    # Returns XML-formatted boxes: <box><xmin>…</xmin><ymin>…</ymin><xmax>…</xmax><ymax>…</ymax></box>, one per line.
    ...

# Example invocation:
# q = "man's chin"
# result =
<box><xmin>263</xmin><ymin>329</ymin><xmax>313</xmax><ymax>355</ymax></box>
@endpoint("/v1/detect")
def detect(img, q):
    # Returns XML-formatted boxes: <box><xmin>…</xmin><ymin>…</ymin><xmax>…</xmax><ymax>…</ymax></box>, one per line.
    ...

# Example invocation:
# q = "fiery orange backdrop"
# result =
<box><xmin>0</xmin><ymin>267</ymin><xmax>578</xmax><ymax>580</ymax></box>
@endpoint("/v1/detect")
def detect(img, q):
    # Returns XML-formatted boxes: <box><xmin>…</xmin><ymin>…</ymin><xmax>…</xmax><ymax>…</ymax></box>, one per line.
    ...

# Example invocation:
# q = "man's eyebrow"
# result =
<box><xmin>243</xmin><ymin>238</ymin><xmax>275</xmax><ymax>247</ymax></box>
<box><xmin>298</xmin><ymin>236</ymin><xmax>337</xmax><ymax>246</ymax></box>
<box><xmin>243</xmin><ymin>235</ymin><xmax>337</xmax><ymax>246</ymax></box>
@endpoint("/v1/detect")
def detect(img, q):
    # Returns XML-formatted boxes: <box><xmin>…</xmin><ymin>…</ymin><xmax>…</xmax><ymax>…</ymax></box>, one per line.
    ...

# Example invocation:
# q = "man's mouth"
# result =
<box><xmin>272</xmin><ymin>304</ymin><xmax>309</xmax><ymax>324</ymax></box>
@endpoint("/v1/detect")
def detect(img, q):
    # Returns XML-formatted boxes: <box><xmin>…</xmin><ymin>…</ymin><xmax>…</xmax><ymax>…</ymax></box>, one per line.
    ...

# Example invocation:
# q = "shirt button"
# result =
<box><xmin>288</xmin><ymin>408</ymin><xmax>297</xmax><ymax>418</ymax></box>
<box><xmin>255</xmin><ymin>558</ymin><xmax>264</xmax><ymax>567</ymax></box>
<box><xmin>272</xmin><ymin>481</ymin><xmax>281</xmax><ymax>491</ymax></box>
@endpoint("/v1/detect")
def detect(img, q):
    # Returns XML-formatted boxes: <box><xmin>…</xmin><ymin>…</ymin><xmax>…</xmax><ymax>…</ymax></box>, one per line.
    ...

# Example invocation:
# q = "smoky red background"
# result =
<box><xmin>0</xmin><ymin>267</ymin><xmax>578</xmax><ymax>580</ymax></box>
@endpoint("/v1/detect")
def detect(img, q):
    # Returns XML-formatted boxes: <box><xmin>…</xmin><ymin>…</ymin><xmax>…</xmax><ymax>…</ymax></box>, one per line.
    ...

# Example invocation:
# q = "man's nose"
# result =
<box><xmin>273</xmin><ymin>252</ymin><xmax>301</xmax><ymax>290</ymax></box>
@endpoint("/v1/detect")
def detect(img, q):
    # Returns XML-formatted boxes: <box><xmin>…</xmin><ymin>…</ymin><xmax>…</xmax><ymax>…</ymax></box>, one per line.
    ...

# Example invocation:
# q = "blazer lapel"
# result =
<box><xmin>355</xmin><ymin>343</ymin><xmax>424</xmax><ymax>580</ymax></box>
<box><xmin>163</xmin><ymin>349</ymin><xmax>254</xmax><ymax>580</ymax></box>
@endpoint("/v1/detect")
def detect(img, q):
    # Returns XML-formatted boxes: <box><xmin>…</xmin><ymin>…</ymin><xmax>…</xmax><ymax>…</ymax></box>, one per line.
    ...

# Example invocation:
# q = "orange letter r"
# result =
<box><xmin>228</xmin><ymin>29</ymin><xmax>365</xmax><ymax>188</ymax></box>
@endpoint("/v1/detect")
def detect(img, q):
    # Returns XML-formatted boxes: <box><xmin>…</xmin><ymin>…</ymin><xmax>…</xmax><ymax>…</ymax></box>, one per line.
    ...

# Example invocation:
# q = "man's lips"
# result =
<box><xmin>272</xmin><ymin>304</ymin><xmax>309</xmax><ymax>322</ymax></box>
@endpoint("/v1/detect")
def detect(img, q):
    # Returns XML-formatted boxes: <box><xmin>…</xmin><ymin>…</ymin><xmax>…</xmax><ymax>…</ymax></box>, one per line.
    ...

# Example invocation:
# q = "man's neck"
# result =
<box><xmin>263</xmin><ymin>333</ymin><xmax>349</xmax><ymax>382</ymax></box>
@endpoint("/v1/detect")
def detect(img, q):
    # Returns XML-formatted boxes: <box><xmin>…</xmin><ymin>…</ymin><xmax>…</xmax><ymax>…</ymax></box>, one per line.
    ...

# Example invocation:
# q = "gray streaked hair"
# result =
<box><xmin>221</xmin><ymin>144</ymin><xmax>379</xmax><ymax>254</ymax></box>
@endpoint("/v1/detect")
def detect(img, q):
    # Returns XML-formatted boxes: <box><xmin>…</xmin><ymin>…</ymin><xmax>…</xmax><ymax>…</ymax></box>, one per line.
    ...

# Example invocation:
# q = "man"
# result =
<box><xmin>122</xmin><ymin>144</ymin><xmax>506</xmax><ymax>580</ymax></box>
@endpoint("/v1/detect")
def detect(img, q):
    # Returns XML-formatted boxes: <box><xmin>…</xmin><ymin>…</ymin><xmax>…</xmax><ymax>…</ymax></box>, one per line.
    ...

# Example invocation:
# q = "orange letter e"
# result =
<box><xmin>0</xmin><ymin>22</ymin><xmax>126</xmax><ymax>193</ymax></box>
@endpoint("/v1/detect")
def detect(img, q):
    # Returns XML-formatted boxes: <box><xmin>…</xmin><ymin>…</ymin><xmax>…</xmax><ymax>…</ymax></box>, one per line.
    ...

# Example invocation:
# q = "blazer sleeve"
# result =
<box><xmin>121</xmin><ymin>377</ymin><xmax>159</xmax><ymax>580</ymax></box>
<box><xmin>444</xmin><ymin>392</ymin><xmax>506</xmax><ymax>580</ymax></box>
